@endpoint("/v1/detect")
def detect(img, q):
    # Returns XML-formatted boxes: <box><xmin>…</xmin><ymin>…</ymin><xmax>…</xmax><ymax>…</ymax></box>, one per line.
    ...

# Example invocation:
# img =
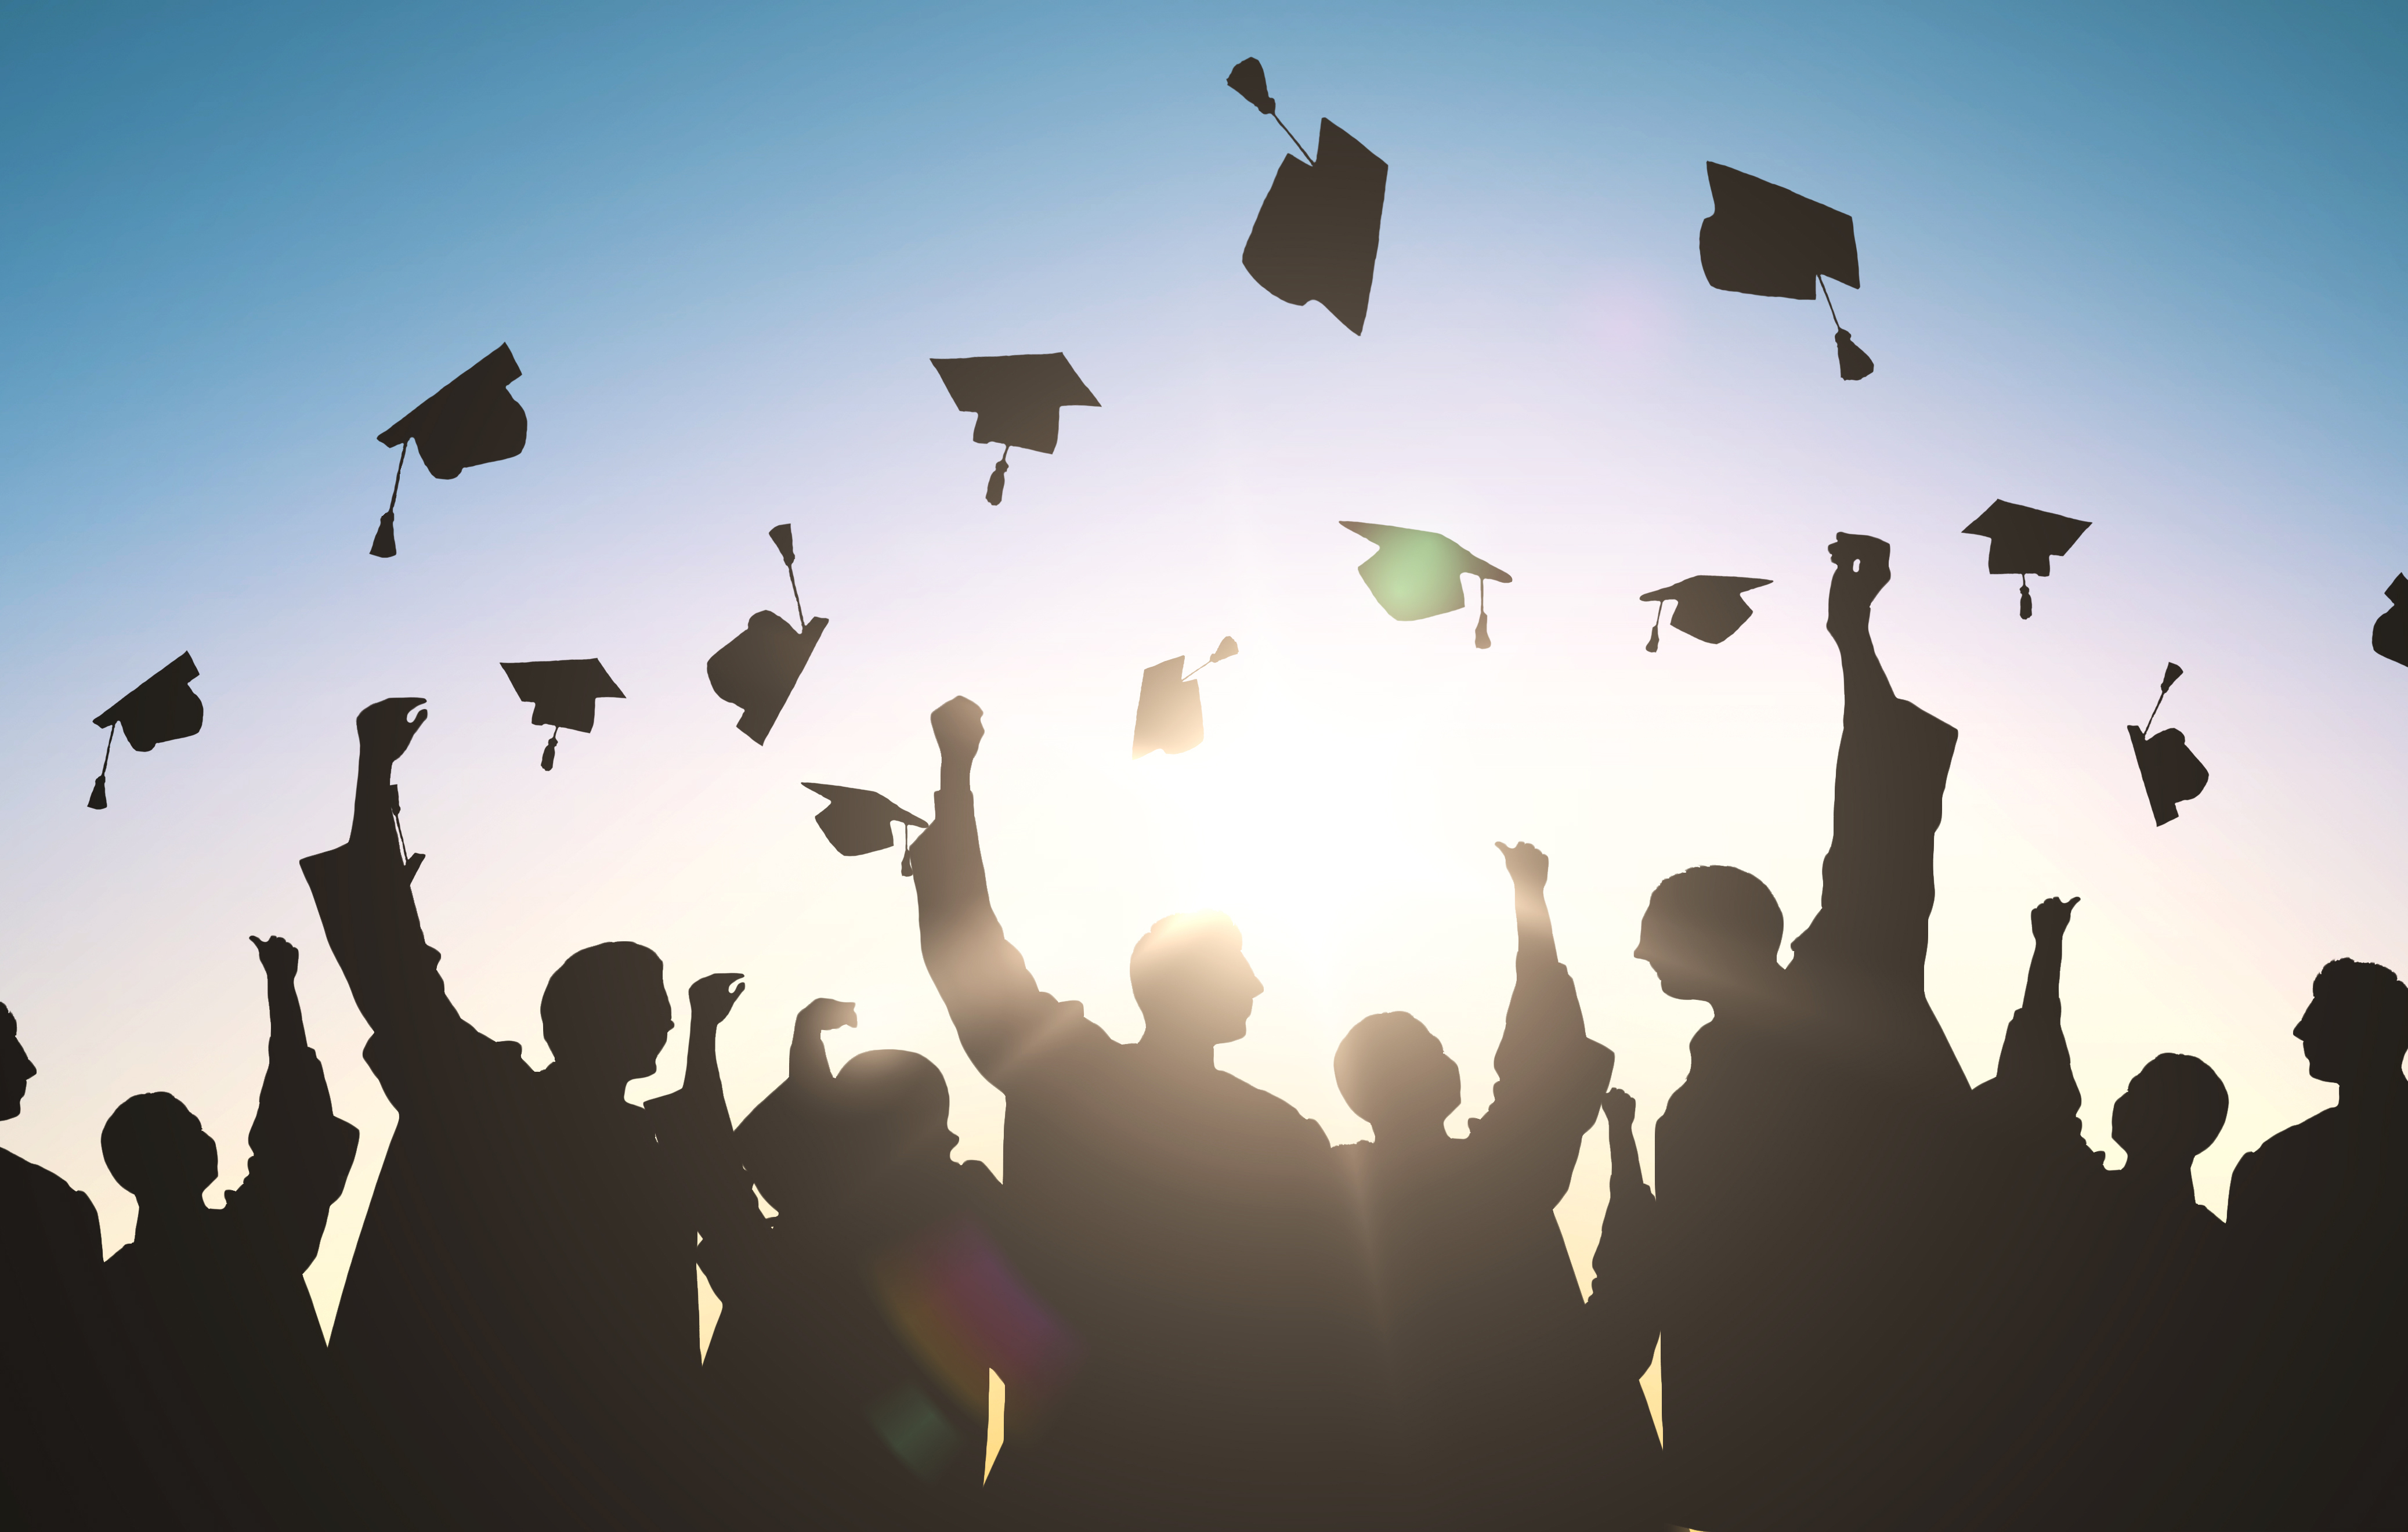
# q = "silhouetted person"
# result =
<box><xmin>1583</xmin><ymin>1086</ymin><xmax>1672</xmax><ymax>1530</ymax></box>
<box><xmin>302</xmin><ymin>697</ymin><xmax>753</xmax><ymax>1530</ymax></box>
<box><xmin>910</xmin><ymin>696</ymin><xmax>1375</xmax><ymax>1531</ymax></box>
<box><xmin>2224</xmin><ymin>959</ymin><xmax>2408</xmax><ymax>1529</ymax></box>
<box><xmin>1640</xmin><ymin>534</ymin><xmax>1970</xmax><ymax>1532</ymax></box>
<box><xmin>0</xmin><ymin>1002</ymin><xmax>179</xmax><ymax>1529</ymax></box>
<box><xmin>686</xmin><ymin>998</ymin><xmax>1024</xmax><ymax>1529</ymax></box>
<box><xmin>102</xmin><ymin>935</ymin><xmax>363</xmax><ymax>1530</ymax></box>
<box><xmin>1331</xmin><ymin>841</ymin><xmax>1643</xmax><ymax>1529</ymax></box>
<box><xmin>1963</xmin><ymin>897</ymin><xmax>2230</xmax><ymax>1530</ymax></box>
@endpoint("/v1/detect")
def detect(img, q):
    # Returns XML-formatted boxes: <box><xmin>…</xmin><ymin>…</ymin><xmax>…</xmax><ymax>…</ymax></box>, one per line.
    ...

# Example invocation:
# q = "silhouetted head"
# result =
<box><xmin>836</xmin><ymin>1049</ymin><xmax>959</xmax><ymax>1169</ymax></box>
<box><xmin>1334</xmin><ymin>1013</ymin><xmax>1462</xmax><ymax>1139</ymax></box>
<box><xmin>1635</xmin><ymin>867</ymin><xmax>1785</xmax><ymax>1003</ymax></box>
<box><xmin>102</xmin><ymin>1093</ymin><xmax>217</xmax><ymax>1205</ymax></box>
<box><xmin>0</xmin><ymin>1005</ymin><xmax>32</xmax><ymax>1121</ymax></box>
<box><xmin>541</xmin><ymin>942</ymin><xmax>672</xmax><ymax>1086</ymax></box>
<box><xmin>2295</xmin><ymin>959</ymin><xmax>2408</xmax><ymax>1087</ymax></box>
<box><xmin>2111</xmin><ymin>1053</ymin><xmax>2228</xmax><ymax>1169</ymax></box>
<box><xmin>1129</xmin><ymin>913</ymin><xmax>1262</xmax><ymax>1051</ymax></box>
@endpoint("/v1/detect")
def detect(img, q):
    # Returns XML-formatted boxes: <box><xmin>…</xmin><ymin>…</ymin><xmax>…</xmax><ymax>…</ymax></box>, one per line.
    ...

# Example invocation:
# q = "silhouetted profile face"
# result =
<box><xmin>2111</xmin><ymin>1053</ymin><xmax>2229</xmax><ymax>1166</ymax></box>
<box><xmin>102</xmin><ymin>1093</ymin><xmax>218</xmax><ymax>1204</ymax></box>
<box><xmin>1635</xmin><ymin>867</ymin><xmax>1785</xmax><ymax>1003</ymax></box>
<box><xmin>0</xmin><ymin>1005</ymin><xmax>32</xmax><ymax>1121</ymax></box>
<box><xmin>837</xmin><ymin>1049</ymin><xmax>959</xmax><ymax>1173</ymax></box>
<box><xmin>2294</xmin><ymin>959</ymin><xmax>2408</xmax><ymax>1087</ymax></box>
<box><xmin>1334</xmin><ymin>1013</ymin><xmax>1462</xmax><ymax>1136</ymax></box>
<box><xmin>540</xmin><ymin>942</ymin><xmax>673</xmax><ymax>1086</ymax></box>
<box><xmin>1129</xmin><ymin>912</ymin><xmax>1262</xmax><ymax>1050</ymax></box>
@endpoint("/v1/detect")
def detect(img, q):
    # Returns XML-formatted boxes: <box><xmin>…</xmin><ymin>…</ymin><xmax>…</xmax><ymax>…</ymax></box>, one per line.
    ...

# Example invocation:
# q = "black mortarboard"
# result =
<box><xmin>1133</xmin><ymin>638</ymin><xmax>1238</xmax><ymax>760</ymax></box>
<box><xmin>1640</xmin><ymin>577</ymin><xmax>1771</xmax><ymax>652</ymax></box>
<box><xmin>801</xmin><ymin>783</ymin><xmax>930</xmax><ymax>873</ymax></box>
<box><xmin>500</xmin><ymin>658</ymin><xmax>623</xmax><ymax>772</ymax></box>
<box><xmin>708</xmin><ymin>523</ymin><xmax>829</xmax><ymax>744</ymax></box>
<box><xmin>88</xmin><ymin>652</ymin><xmax>203</xmax><ymax>810</ymax></box>
<box><xmin>928</xmin><ymin>354</ymin><xmax>1100</xmax><ymax>505</ymax></box>
<box><xmin>2129</xmin><ymin>664</ymin><xmax>2208</xmax><ymax>826</ymax></box>
<box><xmin>1340</xmin><ymin>522</ymin><xmax>1512</xmax><ymax>648</ymax></box>
<box><xmin>371</xmin><ymin>344</ymin><xmax>526</xmax><ymax>558</ymax></box>
<box><xmin>1229</xmin><ymin>59</ymin><xmax>1387</xmax><ymax>335</ymax></box>
<box><xmin>1698</xmin><ymin>163</ymin><xmax>1872</xmax><ymax>381</ymax></box>
<box><xmin>1963</xmin><ymin>500</ymin><xmax>2091</xmax><ymax>620</ymax></box>
<box><xmin>2373</xmin><ymin>574</ymin><xmax>2408</xmax><ymax>668</ymax></box>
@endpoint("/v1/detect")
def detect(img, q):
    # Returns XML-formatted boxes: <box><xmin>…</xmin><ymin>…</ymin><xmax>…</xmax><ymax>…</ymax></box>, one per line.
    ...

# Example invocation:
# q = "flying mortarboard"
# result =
<box><xmin>1227</xmin><ymin>58</ymin><xmax>1388</xmax><ymax>335</ymax></box>
<box><xmin>1133</xmin><ymin>638</ymin><xmax>1239</xmax><ymax>759</ymax></box>
<box><xmin>929</xmin><ymin>354</ymin><xmax>1100</xmax><ymax>506</ymax></box>
<box><xmin>371</xmin><ymin>344</ymin><xmax>527</xmax><ymax>558</ymax></box>
<box><xmin>1640</xmin><ymin>577</ymin><xmax>1771</xmax><ymax>652</ymax></box>
<box><xmin>2129</xmin><ymin>664</ymin><xmax>2208</xmax><ymax>826</ymax></box>
<box><xmin>1340</xmin><ymin>522</ymin><xmax>1510</xmax><ymax>648</ymax></box>
<box><xmin>1698</xmin><ymin>164</ymin><xmax>1872</xmax><ymax>381</ymax></box>
<box><xmin>708</xmin><ymin>523</ymin><xmax>830</xmax><ymax>744</ymax></box>
<box><xmin>88</xmin><ymin>652</ymin><xmax>203</xmax><ymax>810</ymax></box>
<box><xmin>1963</xmin><ymin>501</ymin><xmax>2091</xmax><ymax>620</ymax></box>
<box><xmin>500</xmin><ymin>659</ymin><xmax>623</xmax><ymax>772</ymax></box>
<box><xmin>801</xmin><ymin>784</ymin><xmax>930</xmax><ymax>875</ymax></box>
<box><xmin>2372</xmin><ymin>575</ymin><xmax>2408</xmax><ymax>668</ymax></box>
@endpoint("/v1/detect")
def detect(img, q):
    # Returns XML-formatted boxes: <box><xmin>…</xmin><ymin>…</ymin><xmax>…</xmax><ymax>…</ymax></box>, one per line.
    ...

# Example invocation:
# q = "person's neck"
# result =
<box><xmin>2114</xmin><ymin>1155</ymin><xmax>2196</xmax><ymax>1207</ymax></box>
<box><xmin>1706</xmin><ymin>966</ymin><xmax>1791</xmax><ymax>1024</ymax></box>
<box><xmin>2339</xmin><ymin>1069</ymin><xmax>2408</xmax><ymax>1118</ymax></box>
<box><xmin>1372</xmin><ymin>1118</ymin><xmax>1452</xmax><ymax>1154</ymax></box>
<box><xmin>547</xmin><ymin>1060</ymin><xmax>634</xmax><ymax>1107</ymax></box>
<box><xmin>135</xmin><ymin>1197</ymin><xmax>209</xmax><ymax>1243</ymax></box>
<box><xmin>1134</xmin><ymin>1026</ymin><xmax>1217</xmax><ymax>1074</ymax></box>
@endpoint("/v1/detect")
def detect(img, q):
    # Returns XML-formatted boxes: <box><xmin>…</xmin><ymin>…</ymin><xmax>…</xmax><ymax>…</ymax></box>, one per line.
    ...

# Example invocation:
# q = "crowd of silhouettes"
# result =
<box><xmin>8</xmin><ymin>535</ymin><xmax>2408</xmax><ymax>1530</ymax></box>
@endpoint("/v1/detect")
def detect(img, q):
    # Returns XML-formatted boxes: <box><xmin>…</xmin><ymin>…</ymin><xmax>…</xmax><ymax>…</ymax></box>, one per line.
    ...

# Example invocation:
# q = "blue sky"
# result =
<box><xmin>3</xmin><ymin>0</ymin><xmax>2406</xmax><ymax>1348</ymax></box>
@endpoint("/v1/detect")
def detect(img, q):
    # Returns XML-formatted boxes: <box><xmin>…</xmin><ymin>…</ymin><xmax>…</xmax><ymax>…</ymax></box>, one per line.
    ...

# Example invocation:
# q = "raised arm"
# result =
<box><xmin>913</xmin><ymin>698</ymin><xmax>1096</xmax><ymax>1090</ymax></box>
<box><xmin>1471</xmin><ymin>843</ymin><xmax>1612</xmax><ymax>1205</ymax></box>
<box><xmin>1827</xmin><ymin>532</ymin><xmax>1897</xmax><ymax>713</ymax></box>
<box><xmin>645</xmin><ymin>973</ymin><xmax>764</xmax><ymax>1246</ymax></box>
<box><xmin>1588</xmin><ymin>1087</ymin><xmax>1663</xmax><ymax>1381</ymax></box>
<box><xmin>225</xmin><ymin>936</ymin><xmax>360</xmax><ymax>1272</ymax></box>
<box><xmin>1979</xmin><ymin>897</ymin><xmax>2084</xmax><ymax>1133</ymax></box>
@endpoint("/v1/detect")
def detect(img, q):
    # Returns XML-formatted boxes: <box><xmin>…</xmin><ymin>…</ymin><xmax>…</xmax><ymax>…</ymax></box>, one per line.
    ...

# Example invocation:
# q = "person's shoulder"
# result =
<box><xmin>0</xmin><ymin>1144</ymin><xmax>81</xmax><ymax>1204</ymax></box>
<box><xmin>2247</xmin><ymin>1107</ymin><xmax>2343</xmax><ymax>1168</ymax></box>
<box><xmin>1219</xmin><ymin>1072</ymin><xmax>1333</xmax><ymax>1146</ymax></box>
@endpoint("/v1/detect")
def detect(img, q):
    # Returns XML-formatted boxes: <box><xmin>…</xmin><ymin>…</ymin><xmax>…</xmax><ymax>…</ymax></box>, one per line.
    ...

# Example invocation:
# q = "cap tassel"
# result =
<box><xmin>2019</xmin><ymin>576</ymin><xmax>2033</xmax><ymax>620</ymax></box>
<box><xmin>1474</xmin><ymin>580</ymin><xmax>1492</xmax><ymax>649</ymax></box>
<box><xmin>540</xmin><ymin>727</ymin><xmax>558</xmax><ymax>772</ymax></box>
<box><xmin>87</xmin><ymin>723</ymin><xmax>114</xmax><ymax>810</ymax></box>
<box><xmin>371</xmin><ymin>440</ymin><xmax>408</xmax><ymax>558</ymax></box>
<box><xmin>771</xmin><ymin>523</ymin><xmax>808</xmax><ymax>629</ymax></box>
<box><xmin>1647</xmin><ymin>600</ymin><xmax>1663</xmax><ymax>653</ymax></box>
<box><xmin>986</xmin><ymin>448</ymin><xmax>1010</xmax><ymax>507</ymax></box>
<box><xmin>1820</xmin><ymin>278</ymin><xmax>1874</xmax><ymax>381</ymax></box>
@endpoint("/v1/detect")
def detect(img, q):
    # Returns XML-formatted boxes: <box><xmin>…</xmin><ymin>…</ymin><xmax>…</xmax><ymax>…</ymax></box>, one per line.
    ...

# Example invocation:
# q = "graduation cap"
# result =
<box><xmin>1698</xmin><ymin>164</ymin><xmax>1872</xmax><ymax>381</ymax></box>
<box><xmin>928</xmin><ymin>354</ymin><xmax>1100</xmax><ymax>505</ymax></box>
<box><xmin>2372</xmin><ymin>574</ymin><xmax>2408</xmax><ymax>668</ymax></box>
<box><xmin>371</xmin><ymin>344</ymin><xmax>526</xmax><ymax>558</ymax></box>
<box><xmin>1133</xmin><ymin>638</ymin><xmax>1239</xmax><ymax>759</ymax></box>
<box><xmin>1340</xmin><ymin>522</ymin><xmax>1511</xmax><ymax>648</ymax></box>
<box><xmin>499</xmin><ymin>659</ymin><xmax>623</xmax><ymax>772</ymax></box>
<box><xmin>88</xmin><ymin>652</ymin><xmax>203</xmax><ymax>810</ymax></box>
<box><xmin>1964</xmin><ymin>501</ymin><xmax>2091</xmax><ymax>620</ymax></box>
<box><xmin>1640</xmin><ymin>577</ymin><xmax>1771</xmax><ymax>652</ymax></box>
<box><xmin>708</xmin><ymin>523</ymin><xmax>830</xmax><ymax>745</ymax></box>
<box><xmin>1228</xmin><ymin>58</ymin><xmax>1388</xmax><ymax>335</ymax></box>
<box><xmin>2129</xmin><ymin>664</ymin><xmax>2208</xmax><ymax>826</ymax></box>
<box><xmin>801</xmin><ymin>784</ymin><xmax>928</xmax><ymax>875</ymax></box>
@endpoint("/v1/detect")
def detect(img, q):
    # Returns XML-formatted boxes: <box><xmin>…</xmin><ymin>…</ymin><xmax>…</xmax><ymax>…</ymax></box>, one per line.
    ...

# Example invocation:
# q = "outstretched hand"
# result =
<box><xmin>1826</xmin><ymin>533</ymin><xmax>1892</xmax><ymax>633</ymax></box>
<box><xmin>1495</xmin><ymin>841</ymin><xmax>1549</xmax><ymax>892</ymax></box>
<box><xmin>2030</xmin><ymin>896</ymin><xmax>2081</xmax><ymax>941</ymax></box>
<box><xmin>688</xmin><ymin>973</ymin><xmax>746</xmax><ymax>1028</ymax></box>
<box><xmin>249</xmin><ymin>935</ymin><xmax>299</xmax><ymax>984</ymax></box>
<box><xmin>1602</xmin><ymin>1087</ymin><xmax>1637</xmax><ymax>1134</ymax></box>
<box><xmin>797</xmin><ymin>998</ymin><xmax>858</xmax><ymax>1034</ymax></box>
<box><xmin>356</xmin><ymin>698</ymin><xmax>429</xmax><ymax>767</ymax></box>
<box><xmin>931</xmin><ymin>696</ymin><xmax>985</xmax><ymax>762</ymax></box>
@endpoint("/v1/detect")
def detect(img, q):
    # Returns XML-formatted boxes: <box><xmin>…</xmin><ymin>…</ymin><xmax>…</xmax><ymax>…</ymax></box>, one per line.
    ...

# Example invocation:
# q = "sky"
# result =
<box><xmin>3</xmin><ymin>0</ymin><xmax>2406</xmax><ymax>1386</ymax></box>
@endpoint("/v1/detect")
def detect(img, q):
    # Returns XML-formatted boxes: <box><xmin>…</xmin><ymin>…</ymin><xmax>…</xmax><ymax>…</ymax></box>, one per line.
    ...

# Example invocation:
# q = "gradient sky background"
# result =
<box><xmin>5</xmin><ymin>0</ymin><xmax>2406</xmax><ymax>1393</ymax></box>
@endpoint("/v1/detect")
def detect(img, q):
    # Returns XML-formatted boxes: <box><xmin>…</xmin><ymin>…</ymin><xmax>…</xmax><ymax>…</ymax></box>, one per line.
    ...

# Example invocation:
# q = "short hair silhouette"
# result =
<box><xmin>1</xmin><ymin>1002</ymin><xmax>31</xmax><ymax>1119</ymax></box>
<box><xmin>540</xmin><ymin>942</ymin><xmax>672</xmax><ymax>1075</ymax></box>
<box><xmin>2298</xmin><ymin>958</ymin><xmax>2408</xmax><ymax>1079</ymax></box>
<box><xmin>2113</xmin><ymin>1053</ymin><xmax>2229</xmax><ymax>1161</ymax></box>
<box><xmin>836</xmin><ymin>1049</ymin><xmax>957</xmax><ymax>1157</ymax></box>
<box><xmin>1643</xmin><ymin>865</ymin><xmax>1785</xmax><ymax>959</ymax></box>
<box><xmin>1335</xmin><ymin>1011</ymin><xmax>1462</xmax><ymax>1128</ymax></box>
<box><xmin>101</xmin><ymin>1092</ymin><xmax>217</xmax><ymax>1200</ymax></box>
<box><xmin>1128</xmin><ymin>912</ymin><xmax>1259</xmax><ymax>1041</ymax></box>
